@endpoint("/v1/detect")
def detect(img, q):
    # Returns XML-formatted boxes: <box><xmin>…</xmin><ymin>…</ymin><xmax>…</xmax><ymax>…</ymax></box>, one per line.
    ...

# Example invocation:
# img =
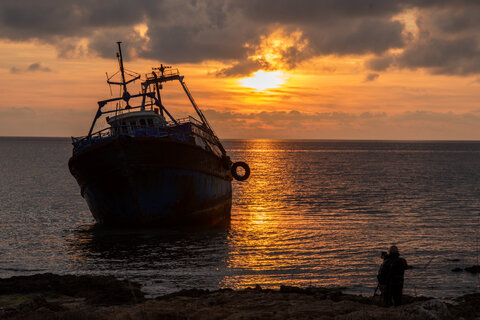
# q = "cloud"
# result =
<box><xmin>9</xmin><ymin>62</ymin><xmax>51</xmax><ymax>73</ymax></box>
<box><xmin>27</xmin><ymin>62</ymin><xmax>51</xmax><ymax>72</ymax></box>
<box><xmin>364</xmin><ymin>73</ymin><xmax>380</xmax><ymax>82</ymax></box>
<box><xmin>365</xmin><ymin>3</ymin><xmax>480</xmax><ymax>76</ymax></box>
<box><xmin>9</xmin><ymin>66</ymin><xmax>21</xmax><ymax>74</ymax></box>
<box><xmin>367</xmin><ymin>36</ymin><xmax>480</xmax><ymax>76</ymax></box>
<box><xmin>216</xmin><ymin>60</ymin><xmax>266</xmax><ymax>77</ymax></box>
<box><xmin>204</xmin><ymin>109</ymin><xmax>480</xmax><ymax>139</ymax></box>
<box><xmin>398</xmin><ymin>37</ymin><xmax>480</xmax><ymax>75</ymax></box>
<box><xmin>0</xmin><ymin>0</ymin><xmax>159</xmax><ymax>40</ymax></box>
<box><xmin>0</xmin><ymin>1</ymin><xmax>406</xmax><ymax>72</ymax></box>
<box><xmin>366</xmin><ymin>55</ymin><xmax>394</xmax><ymax>72</ymax></box>
<box><xmin>2</xmin><ymin>1</ymin><xmax>480</xmax><ymax>76</ymax></box>
<box><xmin>232</xmin><ymin>1</ymin><xmax>406</xmax><ymax>24</ymax></box>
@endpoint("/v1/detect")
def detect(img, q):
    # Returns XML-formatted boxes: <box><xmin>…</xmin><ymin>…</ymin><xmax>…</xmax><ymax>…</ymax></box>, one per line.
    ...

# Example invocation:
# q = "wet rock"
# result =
<box><xmin>414</xmin><ymin>299</ymin><xmax>451</xmax><ymax>320</ymax></box>
<box><xmin>450</xmin><ymin>293</ymin><xmax>480</xmax><ymax>319</ymax></box>
<box><xmin>279</xmin><ymin>285</ymin><xmax>344</xmax><ymax>297</ymax></box>
<box><xmin>0</xmin><ymin>273</ymin><xmax>144</xmax><ymax>306</ymax></box>
<box><xmin>279</xmin><ymin>285</ymin><xmax>308</xmax><ymax>294</ymax></box>
<box><xmin>3</xmin><ymin>274</ymin><xmax>480</xmax><ymax>320</ymax></box>
<box><xmin>16</xmin><ymin>294</ymin><xmax>64</xmax><ymax>313</ymax></box>
<box><xmin>159</xmin><ymin>288</ymin><xmax>210</xmax><ymax>299</ymax></box>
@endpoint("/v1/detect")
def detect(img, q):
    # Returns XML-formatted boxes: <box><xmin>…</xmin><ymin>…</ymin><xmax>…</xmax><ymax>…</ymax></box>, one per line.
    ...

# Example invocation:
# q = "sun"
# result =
<box><xmin>239</xmin><ymin>70</ymin><xmax>285</xmax><ymax>91</ymax></box>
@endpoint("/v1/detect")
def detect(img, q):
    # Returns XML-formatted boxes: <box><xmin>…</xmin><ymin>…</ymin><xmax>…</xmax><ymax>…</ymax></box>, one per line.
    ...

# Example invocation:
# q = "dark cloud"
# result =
<box><xmin>27</xmin><ymin>62</ymin><xmax>51</xmax><ymax>72</ymax></box>
<box><xmin>9</xmin><ymin>66</ymin><xmax>21</xmax><ymax>74</ymax></box>
<box><xmin>397</xmin><ymin>37</ymin><xmax>480</xmax><ymax>75</ymax></box>
<box><xmin>143</xmin><ymin>24</ymin><xmax>248</xmax><ymax>63</ymax></box>
<box><xmin>364</xmin><ymin>73</ymin><xmax>379</xmax><ymax>82</ymax></box>
<box><xmin>10</xmin><ymin>62</ymin><xmax>51</xmax><ymax>73</ymax></box>
<box><xmin>216</xmin><ymin>60</ymin><xmax>266</xmax><ymax>77</ymax></box>
<box><xmin>2</xmin><ymin>1</ymin><xmax>480</xmax><ymax>76</ymax></box>
<box><xmin>365</xmin><ymin>2</ymin><xmax>480</xmax><ymax>75</ymax></box>
<box><xmin>305</xmin><ymin>18</ymin><xmax>405</xmax><ymax>56</ymax></box>
<box><xmin>366</xmin><ymin>55</ymin><xmax>394</xmax><ymax>72</ymax></box>
<box><xmin>0</xmin><ymin>0</ymin><xmax>161</xmax><ymax>40</ymax></box>
<box><xmin>366</xmin><ymin>36</ymin><xmax>480</xmax><ymax>76</ymax></box>
<box><xmin>233</xmin><ymin>0</ymin><xmax>406</xmax><ymax>24</ymax></box>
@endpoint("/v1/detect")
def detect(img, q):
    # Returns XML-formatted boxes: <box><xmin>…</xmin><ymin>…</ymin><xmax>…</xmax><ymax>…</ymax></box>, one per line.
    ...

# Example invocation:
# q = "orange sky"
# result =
<box><xmin>1</xmin><ymin>1</ymin><xmax>480</xmax><ymax>139</ymax></box>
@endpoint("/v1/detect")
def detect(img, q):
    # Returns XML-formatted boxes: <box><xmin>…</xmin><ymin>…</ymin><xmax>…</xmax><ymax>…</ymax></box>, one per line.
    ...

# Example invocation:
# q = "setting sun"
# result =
<box><xmin>239</xmin><ymin>70</ymin><xmax>285</xmax><ymax>91</ymax></box>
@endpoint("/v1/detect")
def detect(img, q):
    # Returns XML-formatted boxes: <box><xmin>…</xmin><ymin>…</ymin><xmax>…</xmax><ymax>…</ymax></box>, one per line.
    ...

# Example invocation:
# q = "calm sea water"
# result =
<box><xmin>0</xmin><ymin>137</ymin><xmax>479</xmax><ymax>298</ymax></box>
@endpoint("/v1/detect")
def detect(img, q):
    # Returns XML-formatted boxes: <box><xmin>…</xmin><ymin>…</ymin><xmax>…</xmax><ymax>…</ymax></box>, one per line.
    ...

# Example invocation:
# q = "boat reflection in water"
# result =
<box><xmin>67</xmin><ymin>224</ymin><xmax>231</xmax><ymax>296</ymax></box>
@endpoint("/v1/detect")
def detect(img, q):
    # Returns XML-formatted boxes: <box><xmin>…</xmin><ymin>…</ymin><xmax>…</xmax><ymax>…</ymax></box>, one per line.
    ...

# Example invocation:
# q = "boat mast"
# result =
<box><xmin>87</xmin><ymin>42</ymin><xmax>142</xmax><ymax>137</ymax></box>
<box><xmin>117</xmin><ymin>41</ymin><xmax>128</xmax><ymax>96</ymax></box>
<box><xmin>103</xmin><ymin>42</ymin><xmax>141</xmax><ymax>110</ymax></box>
<box><xmin>151</xmin><ymin>68</ymin><xmax>164</xmax><ymax>117</ymax></box>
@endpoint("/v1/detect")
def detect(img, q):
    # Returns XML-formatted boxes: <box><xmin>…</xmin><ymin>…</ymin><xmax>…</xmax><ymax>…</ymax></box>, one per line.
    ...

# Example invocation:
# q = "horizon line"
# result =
<box><xmin>1</xmin><ymin>136</ymin><xmax>480</xmax><ymax>143</ymax></box>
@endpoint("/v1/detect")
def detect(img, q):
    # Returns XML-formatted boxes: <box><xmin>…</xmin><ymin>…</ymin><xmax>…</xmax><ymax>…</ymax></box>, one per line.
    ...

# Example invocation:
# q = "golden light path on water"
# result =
<box><xmin>220</xmin><ymin>140</ymin><xmax>480</xmax><ymax>296</ymax></box>
<box><xmin>223</xmin><ymin>140</ymin><xmax>370</xmax><ymax>289</ymax></box>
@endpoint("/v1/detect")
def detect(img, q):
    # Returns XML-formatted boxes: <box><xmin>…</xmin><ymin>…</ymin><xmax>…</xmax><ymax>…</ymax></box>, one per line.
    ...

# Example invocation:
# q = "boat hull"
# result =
<box><xmin>69</xmin><ymin>136</ymin><xmax>232</xmax><ymax>226</ymax></box>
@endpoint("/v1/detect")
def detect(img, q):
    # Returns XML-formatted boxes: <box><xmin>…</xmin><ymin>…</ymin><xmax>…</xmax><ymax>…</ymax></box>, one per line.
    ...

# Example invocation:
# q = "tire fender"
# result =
<box><xmin>231</xmin><ymin>161</ymin><xmax>250</xmax><ymax>181</ymax></box>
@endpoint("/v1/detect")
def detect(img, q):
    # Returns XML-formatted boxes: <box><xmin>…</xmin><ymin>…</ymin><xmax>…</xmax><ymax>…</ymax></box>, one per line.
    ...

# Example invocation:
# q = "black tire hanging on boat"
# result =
<box><xmin>231</xmin><ymin>161</ymin><xmax>250</xmax><ymax>181</ymax></box>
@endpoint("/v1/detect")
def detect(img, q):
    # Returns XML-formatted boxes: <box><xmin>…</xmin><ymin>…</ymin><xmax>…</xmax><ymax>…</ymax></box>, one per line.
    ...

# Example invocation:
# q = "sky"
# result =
<box><xmin>1</xmin><ymin>0</ymin><xmax>480</xmax><ymax>139</ymax></box>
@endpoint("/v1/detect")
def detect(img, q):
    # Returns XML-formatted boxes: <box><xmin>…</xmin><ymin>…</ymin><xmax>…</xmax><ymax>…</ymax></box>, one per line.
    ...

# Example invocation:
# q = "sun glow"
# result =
<box><xmin>239</xmin><ymin>70</ymin><xmax>285</xmax><ymax>91</ymax></box>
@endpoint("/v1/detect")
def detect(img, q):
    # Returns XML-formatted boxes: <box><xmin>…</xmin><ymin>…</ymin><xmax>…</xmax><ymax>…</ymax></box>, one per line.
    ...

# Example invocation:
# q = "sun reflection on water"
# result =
<box><xmin>223</xmin><ymin>140</ymin><xmax>325</xmax><ymax>289</ymax></box>
<box><xmin>220</xmin><ymin>140</ymin><xmax>480</xmax><ymax>296</ymax></box>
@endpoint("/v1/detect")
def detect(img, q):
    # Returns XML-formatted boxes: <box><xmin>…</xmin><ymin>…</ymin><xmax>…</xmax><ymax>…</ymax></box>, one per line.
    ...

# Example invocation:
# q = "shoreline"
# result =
<box><xmin>0</xmin><ymin>273</ymin><xmax>479</xmax><ymax>319</ymax></box>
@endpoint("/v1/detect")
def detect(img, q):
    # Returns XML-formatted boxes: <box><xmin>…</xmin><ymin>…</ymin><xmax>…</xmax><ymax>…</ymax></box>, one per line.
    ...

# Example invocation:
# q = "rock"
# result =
<box><xmin>4</xmin><ymin>274</ymin><xmax>480</xmax><ymax>320</ymax></box>
<box><xmin>414</xmin><ymin>299</ymin><xmax>451</xmax><ymax>320</ymax></box>
<box><xmin>450</xmin><ymin>293</ymin><xmax>480</xmax><ymax>319</ymax></box>
<box><xmin>279</xmin><ymin>285</ymin><xmax>307</xmax><ymax>294</ymax></box>
<box><xmin>159</xmin><ymin>288</ymin><xmax>210</xmax><ymax>299</ymax></box>
<box><xmin>16</xmin><ymin>294</ymin><xmax>64</xmax><ymax>313</ymax></box>
<box><xmin>451</xmin><ymin>267</ymin><xmax>463</xmax><ymax>272</ymax></box>
<box><xmin>464</xmin><ymin>265</ymin><xmax>480</xmax><ymax>274</ymax></box>
<box><xmin>0</xmin><ymin>273</ymin><xmax>144</xmax><ymax>306</ymax></box>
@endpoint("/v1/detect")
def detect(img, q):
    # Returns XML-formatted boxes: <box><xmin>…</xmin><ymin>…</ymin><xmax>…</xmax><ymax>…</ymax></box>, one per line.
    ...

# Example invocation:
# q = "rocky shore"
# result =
<box><xmin>0</xmin><ymin>273</ymin><xmax>479</xmax><ymax>319</ymax></box>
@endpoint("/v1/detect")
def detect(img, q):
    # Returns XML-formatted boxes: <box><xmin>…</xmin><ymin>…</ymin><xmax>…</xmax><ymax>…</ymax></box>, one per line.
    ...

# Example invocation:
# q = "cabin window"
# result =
<box><xmin>121</xmin><ymin>121</ymin><xmax>127</xmax><ymax>133</ymax></box>
<box><xmin>147</xmin><ymin>119</ymin><xmax>154</xmax><ymax>127</ymax></box>
<box><xmin>140</xmin><ymin>119</ymin><xmax>146</xmax><ymax>127</ymax></box>
<box><xmin>130</xmin><ymin>121</ymin><xmax>137</xmax><ymax>131</ymax></box>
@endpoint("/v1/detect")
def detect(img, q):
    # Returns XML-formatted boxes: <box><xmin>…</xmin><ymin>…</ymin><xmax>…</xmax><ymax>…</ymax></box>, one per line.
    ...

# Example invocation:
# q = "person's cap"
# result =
<box><xmin>389</xmin><ymin>245</ymin><xmax>399</xmax><ymax>254</ymax></box>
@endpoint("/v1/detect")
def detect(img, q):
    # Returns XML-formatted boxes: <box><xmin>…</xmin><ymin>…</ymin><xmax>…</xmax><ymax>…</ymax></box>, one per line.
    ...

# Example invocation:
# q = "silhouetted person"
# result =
<box><xmin>377</xmin><ymin>245</ymin><xmax>408</xmax><ymax>307</ymax></box>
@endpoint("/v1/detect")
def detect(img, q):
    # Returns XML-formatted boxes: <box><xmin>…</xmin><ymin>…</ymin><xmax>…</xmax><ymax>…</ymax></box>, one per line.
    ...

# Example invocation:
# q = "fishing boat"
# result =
<box><xmin>68</xmin><ymin>42</ymin><xmax>250</xmax><ymax>226</ymax></box>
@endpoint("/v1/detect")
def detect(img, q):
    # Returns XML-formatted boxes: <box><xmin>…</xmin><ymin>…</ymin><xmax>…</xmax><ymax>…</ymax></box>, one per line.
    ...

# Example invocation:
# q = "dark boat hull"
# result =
<box><xmin>69</xmin><ymin>135</ymin><xmax>232</xmax><ymax>226</ymax></box>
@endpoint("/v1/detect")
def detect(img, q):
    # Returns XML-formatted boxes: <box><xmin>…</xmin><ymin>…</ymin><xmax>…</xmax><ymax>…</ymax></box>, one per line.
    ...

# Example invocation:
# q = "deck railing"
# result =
<box><xmin>72</xmin><ymin>117</ymin><xmax>220</xmax><ymax>155</ymax></box>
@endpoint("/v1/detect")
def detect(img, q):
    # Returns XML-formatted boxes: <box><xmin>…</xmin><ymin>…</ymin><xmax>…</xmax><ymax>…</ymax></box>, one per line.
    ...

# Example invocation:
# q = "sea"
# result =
<box><xmin>0</xmin><ymin>137</ymin><xmax>479</xmax><ymax>298</ymax></box>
